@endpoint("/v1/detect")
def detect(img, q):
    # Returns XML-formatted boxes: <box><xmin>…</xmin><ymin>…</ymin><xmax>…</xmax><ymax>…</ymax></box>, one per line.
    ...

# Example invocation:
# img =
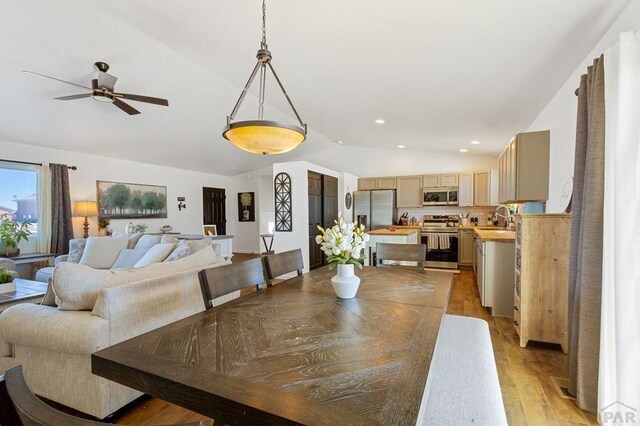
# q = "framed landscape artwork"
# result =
<box><xmin>238</xmin><ymin>192</ymin><xmax>255</xmax><ymax>222</ymax></box>
<box><xmin>97</xmin><ymin>180</ymin><xmax>167</xmax><ymax>219</ymax></box>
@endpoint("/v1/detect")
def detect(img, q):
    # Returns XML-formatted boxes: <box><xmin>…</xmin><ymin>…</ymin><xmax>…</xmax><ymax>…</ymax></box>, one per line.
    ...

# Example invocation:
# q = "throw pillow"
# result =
<box><xmin>112</xmin><ymin>231</ymin><xmax>144</xmax><ymax>249</ymax></box>
<box><xmin>66</xmin><ymin>239</ymin><xmax>88</xmax><ymax>263</ymax></box>
<box><xmin>160</xmin><ymin>234</ymin><xmax>179</xmax><ymax>245</ymax></box>
<box><xmin>111</xmin><ymin>248</ymin><xmax>149</xmax><ymax>269</ymax></box>
<box><xmin>53</xmin><ymin>246</ymin><xmax>220</xmax><ymax>310</ymax></box>
<box><xmin>186</xmin><ymin>238</ymin><xmax>212</xmax><ymax>253</ymax></box>
<box><xmin>164</xmin><ymin>241</ymin><xmax>191</xmax><ymax>262</ymax></box>
<box><xmin>79</xmin><ymin>235</ymin><xmax>129</xmax><ymax>269</ymax></box>
<box><xmin>134</xmin><ymin>235</ymin><xmax>162</xmax><ymax>251</ymax></box>
<box><xmin>134</xmin><ymin>243</ymin><xmax>176</xmax><ymax>268</ymax></box>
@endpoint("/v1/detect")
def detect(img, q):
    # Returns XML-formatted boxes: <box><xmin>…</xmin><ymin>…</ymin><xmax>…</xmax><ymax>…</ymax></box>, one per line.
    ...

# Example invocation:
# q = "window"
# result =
<box><xmin>0</xmin><ymin>162</ymin><xmax>38</xmax><ymax>234</ymax></box>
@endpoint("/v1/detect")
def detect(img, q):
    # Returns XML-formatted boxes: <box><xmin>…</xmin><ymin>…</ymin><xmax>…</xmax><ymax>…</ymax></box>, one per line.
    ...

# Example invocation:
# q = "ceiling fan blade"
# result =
<box><xmin>22</xmin><ymin>70</ymin><xmax>91</xmax><ymax>90</ymax></box>
<box><xmin>112</xmin><ymin>98</ymin><xmax>141</xmax><ymax>115</ymax></box>
<box><xmin>97</xmin><ymin>71</ymin><xmax>117</xmax><ymax>91</ymax></box>
<box><xmin>54</xmin><ymin>93</ymin><xmax>93</xmax><ymax>100</ymax></box>
<box><xmin>115</xmin><ymin>93</ymin><xmax>169</xmax><ymax>106</ymax></box>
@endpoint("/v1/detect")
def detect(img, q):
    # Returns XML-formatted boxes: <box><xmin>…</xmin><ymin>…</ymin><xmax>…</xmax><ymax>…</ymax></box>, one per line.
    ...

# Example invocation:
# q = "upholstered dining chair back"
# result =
<box><xmin>375</xmin><ymin>243</ymin><xmax>426</xmax><ymax>269</ymax></box>
<box><xmin>1</xmin><ymin>365</ymin><xmax>204</xmax><ymax>426</ymax></box>
<box><xmin>262</xmin><ymin>249</ymin><xmax>304</xmax><ymax>287</ymax></box>
<box><xmin>198</xmin><ymin>258</ymin><xmax>265</xmax><ymax>309</ymax></box>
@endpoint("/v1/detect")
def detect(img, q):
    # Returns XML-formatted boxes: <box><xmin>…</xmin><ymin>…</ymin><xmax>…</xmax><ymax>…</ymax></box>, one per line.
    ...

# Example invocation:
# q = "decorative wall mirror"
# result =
<box><xmin>274</xmin><ymin>172</ymin><xmax>292</xmax><ymax>232</ymax></box>
<box><xmin>345</xmin><ymin>192</ymin><xmax>352</xmax><ymax>210</ymax></box>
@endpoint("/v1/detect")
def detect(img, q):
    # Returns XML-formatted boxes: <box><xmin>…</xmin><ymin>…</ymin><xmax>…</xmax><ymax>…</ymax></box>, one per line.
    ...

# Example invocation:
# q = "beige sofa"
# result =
<box><xmin>0</xmin><ymin>247</ymin><xmax>230</xmax><ymax>419</ymax></box>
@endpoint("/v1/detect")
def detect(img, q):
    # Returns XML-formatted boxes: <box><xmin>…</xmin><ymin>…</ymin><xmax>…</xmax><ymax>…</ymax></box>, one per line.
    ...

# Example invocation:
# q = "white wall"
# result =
<box><xmin>298</xmin><ymin>146</ymin><xmax>499</xmax><ymax>177</ymax></box>
<box><xmin>0</xmin><ymin>139</ymin><xmax>233</xmax><ymax>246</ymax></box>
<box><xmin>527</xmin><ymin>1</ymin><xmax>640</xmax><ymax>212</ymax></box>
<box><xmin>272</xmin><ymin>161</ymin><xmax>341</xmax><ymax>271</ymax></box>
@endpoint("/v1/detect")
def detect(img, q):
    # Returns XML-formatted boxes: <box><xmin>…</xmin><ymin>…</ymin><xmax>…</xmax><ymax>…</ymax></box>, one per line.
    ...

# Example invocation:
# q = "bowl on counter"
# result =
<box><xmin>159</xmin><ymin>225</ymin><xmax>173</xmax><ymax>233</ymax></box>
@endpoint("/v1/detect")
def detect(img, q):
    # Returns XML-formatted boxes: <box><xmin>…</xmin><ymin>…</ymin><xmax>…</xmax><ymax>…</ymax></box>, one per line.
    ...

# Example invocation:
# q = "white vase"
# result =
<box><xmin>331</xmin><ymin>264</ymin><xmax>361</xmax><ymax>299</ymax></box>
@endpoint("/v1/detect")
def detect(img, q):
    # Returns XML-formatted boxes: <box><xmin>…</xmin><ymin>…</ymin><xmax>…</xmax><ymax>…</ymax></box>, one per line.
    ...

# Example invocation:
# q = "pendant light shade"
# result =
<box><xmin>223</xmin><ymin>0</ymin><xmax>307</xmax><ymax>155</ymax></box>
<box><xmin>223</xmin><ymin>120</ymin><xmax>306</xmax><ymax>155</ymax></box>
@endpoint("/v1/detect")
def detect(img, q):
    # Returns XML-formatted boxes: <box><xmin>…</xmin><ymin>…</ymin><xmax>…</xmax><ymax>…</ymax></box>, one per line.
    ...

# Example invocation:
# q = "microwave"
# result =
<box><xmin>423</xmin><ymin>187</ymin><xmax>458</xmax><ymax>206</ymax></box>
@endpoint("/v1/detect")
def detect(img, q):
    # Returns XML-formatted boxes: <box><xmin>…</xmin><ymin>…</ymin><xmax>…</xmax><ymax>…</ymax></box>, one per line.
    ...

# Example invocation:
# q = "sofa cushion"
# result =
<box><xmin>111</xmin><ymin>249</ymin><xmax>149</xmax><ymax>269</ymax></box>
<box><xmin>53</xmin><ymin>247</ymin><xmax>220</xmax><ymax>311</ymax></box>
<box><xmin>134</xmin><ymin>243</ymin><xmax>175</xmax><ymax>268</ymax></box>
<box><xmin>134</xmin><ymin>235</ymin><xmax>162</xmax><ymax>251</ymax></box>
<box><xmin>112</xmin><ymin>231</ymin><xmax>144</xmax><ymax>249</ymax></box>
<box><xmin>160</xmin><ymin>234</ymin><xmax>179</xmax><ymax>245</ymax></box>
<box><xmin>186</xmin><ymin>238</ymin><xmax>212</xmax><ymax>253</ymax></box>
<box><xmin>35</xmin><ymin>266</ymin><xmax>55</xmax><ymax>284</ymax></box>
<box><xmin>164</xmin><ymin>241</ymin><xmax>191</xmax><ymax>262</ymax></box>
<box><xmin>66</xmin><ymin>239</ymin><xmax>88</xmax><ymax>263</ymax></box>
<box><xmin>79</xmin><ymin>236</ymin><xmax>129</xmax><ymax>269</ymax></box>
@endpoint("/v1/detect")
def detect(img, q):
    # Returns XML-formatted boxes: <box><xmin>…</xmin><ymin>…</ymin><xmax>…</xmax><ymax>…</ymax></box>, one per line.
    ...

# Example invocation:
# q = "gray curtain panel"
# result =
<box><xmin>49</xmin><ymin>164</ymin><xmax>73</xmax><ymax>254</ymax></box>
<box><xmin>568</xmin><ymin>55</ymin><xmax>605</xmax><ymax>413</ymax></box>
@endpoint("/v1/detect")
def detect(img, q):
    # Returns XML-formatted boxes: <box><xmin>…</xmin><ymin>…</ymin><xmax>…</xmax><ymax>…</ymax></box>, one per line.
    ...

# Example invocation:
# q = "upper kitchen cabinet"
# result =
<box><xmin>499</xmin><ymin>130</ymin><xmax>550</xmax><ymax>203</ymax></box>
<box><xmin>422</xmin><ymin>173</ymin><xmax>458</xmax><ymax>188</ymax></box>
<box><xmin>396</xmin><ymin>175</ymin><xmax>423</xmax><ymax>208</ymax></box>
<box><xmin>458</xmin><ymin>173</ymin><xmax>473</xmax><ymax>207</ymax></box>
<box><xmin>474</xmin><ymin>170</ymin><xmax>499</xmax><ymax>206</ymax></box>
<box><xmin>357</xmin><ymin>177</ymin><xmax>397</xmax><ymax>191</ymax></box>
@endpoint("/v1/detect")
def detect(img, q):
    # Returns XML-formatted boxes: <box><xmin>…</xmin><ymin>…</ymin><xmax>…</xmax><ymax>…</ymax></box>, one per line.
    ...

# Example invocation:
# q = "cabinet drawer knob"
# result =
<box><xmin>513</xmin><ymin>320</ymin><xmax>519</xmax><ymax>326</ymax></box>
<box><xmin>514</xmin><ymin>306</ymin><xmax>519</xmax><ymax>311</ymax></box>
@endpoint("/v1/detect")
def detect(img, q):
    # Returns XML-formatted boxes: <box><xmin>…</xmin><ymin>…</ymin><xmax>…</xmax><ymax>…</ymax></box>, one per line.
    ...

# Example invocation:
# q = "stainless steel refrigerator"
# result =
<box><xmin>353</xmin><ymin>190</ymin><xmax>396</xmax><ymax>231</ymax></box>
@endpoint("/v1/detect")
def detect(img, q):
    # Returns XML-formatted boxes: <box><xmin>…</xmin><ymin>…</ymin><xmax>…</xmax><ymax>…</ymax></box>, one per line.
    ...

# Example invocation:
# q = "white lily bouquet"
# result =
<box><xmin>315</xmin><ymin>214</ymin><xmax>370</xmax><ymax>269</ymax></box>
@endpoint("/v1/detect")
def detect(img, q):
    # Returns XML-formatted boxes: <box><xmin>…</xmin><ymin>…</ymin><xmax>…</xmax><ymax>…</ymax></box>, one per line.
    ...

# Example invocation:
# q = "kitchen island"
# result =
<box><xmin>365</xmin><ymin>228</ymin><xmax>420</xmax><ymax>266</ymax></box>
<box><xmin>473</xmin><ymin>229</ymin><xmax>515</xmax><ymax>317</ymax></box>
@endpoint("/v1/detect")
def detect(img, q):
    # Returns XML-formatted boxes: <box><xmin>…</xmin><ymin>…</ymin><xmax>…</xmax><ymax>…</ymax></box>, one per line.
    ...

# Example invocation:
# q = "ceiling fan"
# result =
<box><xmin>22</xmin><ymin>61</ymin><xmax>169</xmax><ymax>115</ymax></box>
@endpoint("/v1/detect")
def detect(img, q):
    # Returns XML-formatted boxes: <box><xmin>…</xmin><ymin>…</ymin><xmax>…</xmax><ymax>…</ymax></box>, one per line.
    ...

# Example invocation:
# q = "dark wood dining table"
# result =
<box><xmin>92</xmin><ymin>266</ymin><xmax>453</xmax><ymax>425</ymax></box>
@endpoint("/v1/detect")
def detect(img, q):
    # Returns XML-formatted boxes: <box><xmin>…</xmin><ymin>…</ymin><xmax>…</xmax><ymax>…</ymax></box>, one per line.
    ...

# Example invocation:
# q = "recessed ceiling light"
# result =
<box><xmin>397</xmin><ymin>145</ymin><xmax>405</xmax><ymax>149</ymax></box>
<box><xmin>459</xmin><ymin>148</ymin><xmax>468</xmax><ymax>153</ymax></box>
<box><xmin>470</xmin><ymin>140</ymin><xmax>480</xmax><ymax>145</ymax></box>
<box><xmin>336</xmin><ymin>140</ymin><xmax>343</xmax><ymax>144</ymax></box>
<box><xmin>375</xmin><ymin>119</ymin><xmax>385</xmax><ymax>124</ymax></box>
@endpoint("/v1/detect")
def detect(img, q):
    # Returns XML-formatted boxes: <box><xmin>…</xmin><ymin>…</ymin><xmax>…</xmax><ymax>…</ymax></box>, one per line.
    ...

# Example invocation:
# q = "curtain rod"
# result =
<box><xmin>0</xmin><ymin>158</ymin><xmax>77</xmax><ymax>170</ymax></box>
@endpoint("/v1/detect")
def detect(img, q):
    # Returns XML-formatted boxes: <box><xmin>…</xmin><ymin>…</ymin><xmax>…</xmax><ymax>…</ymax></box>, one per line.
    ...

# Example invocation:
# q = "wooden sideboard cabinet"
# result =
<box><xmin>514</xmin><ymin>214</ymin><xmax>570</xmax><ymax>353</ymax></box>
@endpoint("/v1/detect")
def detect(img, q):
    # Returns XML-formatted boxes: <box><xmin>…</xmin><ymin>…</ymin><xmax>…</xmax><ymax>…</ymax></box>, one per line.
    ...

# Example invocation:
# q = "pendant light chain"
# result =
<box><xmin>261</xmin><ymin>0</ymin><xmax>267</xmax><ymax>49</ymax></box>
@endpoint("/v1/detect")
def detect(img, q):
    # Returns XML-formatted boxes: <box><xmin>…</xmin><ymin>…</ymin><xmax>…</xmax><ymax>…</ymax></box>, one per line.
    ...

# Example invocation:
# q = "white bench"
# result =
<box><xmin>419</xmin><ymin>314</ymin><xmax>508</xmax><ymax>425</ymax></box>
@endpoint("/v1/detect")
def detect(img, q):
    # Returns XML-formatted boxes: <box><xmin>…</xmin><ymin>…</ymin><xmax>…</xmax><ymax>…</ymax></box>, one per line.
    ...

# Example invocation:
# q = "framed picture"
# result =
<box><xmin>97</xmin><ymin>180</ymin><xmax>167</xmax><ymax>219</ymax></box>
<box><xmin>238</xmin><ymin>192</ymin><xmax>255</xmax><ymax>222</ymax></box>
<box><xmin>203</xmin><ymin>225</ymin><xmax>217</xmax><ymax>236</ymax></box>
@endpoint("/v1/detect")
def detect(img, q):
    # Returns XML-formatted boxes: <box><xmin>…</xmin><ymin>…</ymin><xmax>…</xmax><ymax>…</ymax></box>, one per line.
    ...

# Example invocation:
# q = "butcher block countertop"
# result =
<box><xmin>474</xmin><ymin>228</ymin><xmax>516</xmax><ymax>242</ymax></box>
<box><xmin>395</xmin><ymin>225</ymin><xmax>423</xmax><ymax>230</ymax></box>
<box><xmin>368</xmin><ymin>228</ymin><xmax>420</xmax><ymax>236</ymax></box>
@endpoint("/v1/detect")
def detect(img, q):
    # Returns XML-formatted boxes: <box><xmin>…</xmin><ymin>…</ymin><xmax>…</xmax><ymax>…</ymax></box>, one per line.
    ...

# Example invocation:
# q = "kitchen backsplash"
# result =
<box><xmin>399</xmin><ymin>206</ymin><xmax>498</xmax><ymax>225</ymax></box>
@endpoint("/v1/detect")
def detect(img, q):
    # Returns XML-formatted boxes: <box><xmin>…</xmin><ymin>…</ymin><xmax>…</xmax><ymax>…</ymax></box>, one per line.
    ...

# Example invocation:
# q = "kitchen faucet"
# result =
<box><xmin>495</xmin><ymin>204</ymin><xmax>511</xmax><ymax>228</ymax></box>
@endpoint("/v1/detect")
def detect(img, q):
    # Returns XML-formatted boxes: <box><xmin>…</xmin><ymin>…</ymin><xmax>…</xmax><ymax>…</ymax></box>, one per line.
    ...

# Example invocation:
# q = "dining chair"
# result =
<box><xmin>1</xmin><ymin>365</ymin><xmax>203</xmax><ymax>426</ymax></box>
<box><xmin>198</xmin><ymin>258</ymin><xmax>265</xmax><ymax>309</ymax></box>
<box><xmin>375</xmin><ymin>243</ymin><xmax>426</xmax><ymax>269</ymax></box>
<box><xmin>262</xmin><ymin>249</ymin><xmax>304</xmax><ymax>287</ymax></box>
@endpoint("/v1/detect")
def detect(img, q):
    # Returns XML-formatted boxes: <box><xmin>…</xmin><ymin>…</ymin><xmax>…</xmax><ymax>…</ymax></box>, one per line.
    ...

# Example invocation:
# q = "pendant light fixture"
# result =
<box><xmin>222</xmin><ymin>0</ymin><xmax>307</xmax><ymax>155</ymax></box>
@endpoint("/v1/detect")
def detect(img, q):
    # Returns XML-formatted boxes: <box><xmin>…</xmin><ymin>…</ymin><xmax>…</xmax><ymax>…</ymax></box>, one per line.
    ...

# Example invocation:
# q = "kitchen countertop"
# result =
<box><xmin>474</xmin><ymin>228</ymin><xmax>515</xmax><ymax>242</ymax></box>
<box><xmin>395</xmin><ymin>225</ymin><xmax>423</xmax><ymax>230</ymax></box>
<box><xmin>368</xmin><ymin>228</ymin><xmax>420</xmax><ymax>236</ymax></box>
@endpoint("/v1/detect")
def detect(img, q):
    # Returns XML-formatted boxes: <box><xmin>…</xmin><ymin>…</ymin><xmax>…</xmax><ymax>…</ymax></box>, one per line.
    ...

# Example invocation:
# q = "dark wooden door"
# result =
<box><xmin>308</xmin><ymin>172</ymin><xmax>323</xmax><ymax>270</ymax></box>
<box><xmin>203</xmin><ymin>187</ymin><xmax>226</xmax><ymax>235</ymax></box>
<box><xmin>323</xmin><ymin>175</ymin><xmax>339</xmax><ymax>229</ymax></box>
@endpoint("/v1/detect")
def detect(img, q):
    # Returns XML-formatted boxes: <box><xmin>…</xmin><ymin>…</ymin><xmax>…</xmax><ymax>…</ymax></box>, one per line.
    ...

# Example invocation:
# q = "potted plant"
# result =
<box><xmin>315</xmin><ymin>214</ymin><xmax>370</xmax><ymax>299</ymax></box>
<box><xmin>0</xmin><ymin>267</ymin><xmax>17</xmax><ymax>292</ymax></box>
<box><xmin>98</xmin><ymin>217</ymin><xmax>112</xmax><ymax>236</ymax></box>
<box><xmin>0</xmin><ymin>213</ymin><xmax>32</xmax><ymax>257</ymax></box>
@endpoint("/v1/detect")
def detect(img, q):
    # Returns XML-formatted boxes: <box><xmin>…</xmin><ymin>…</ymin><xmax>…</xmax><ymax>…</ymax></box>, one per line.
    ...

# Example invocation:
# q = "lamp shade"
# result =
<box><xmin>73</xmin><ymin>201</ymin><xmax>98</xmax><ymax>217</ymax></box>
<box><xmin>223</xmin><ymin>120</ymin><xmax>305</xmax><ymax>155</ymax></box>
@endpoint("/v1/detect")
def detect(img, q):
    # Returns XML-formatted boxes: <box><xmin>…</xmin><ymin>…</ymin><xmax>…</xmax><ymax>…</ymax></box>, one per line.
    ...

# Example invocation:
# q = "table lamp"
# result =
<box><xmin>73</xmin><ymin>201</ymin><xmax>98</xmax><ymax>238</ymax></box>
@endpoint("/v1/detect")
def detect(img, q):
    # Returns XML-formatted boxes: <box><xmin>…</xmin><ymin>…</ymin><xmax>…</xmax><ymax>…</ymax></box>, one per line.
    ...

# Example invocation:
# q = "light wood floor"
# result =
<box><xmin>116</xmin><ymin>266</ymin><xmax>597</xmax><ymax>425</ymax></box>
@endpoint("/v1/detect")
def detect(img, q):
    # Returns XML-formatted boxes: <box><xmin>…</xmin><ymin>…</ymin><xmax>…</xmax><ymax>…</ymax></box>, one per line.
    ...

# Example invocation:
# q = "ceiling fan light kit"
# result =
<box><xmin>23</xmin><ymin>62</ymin><xmax>169</xmax><ymax>115</ymax></box>
<box><xmin>222</xmin><ymin>0</ymin><xmax>307</xmax><ymax>155</ymax></box>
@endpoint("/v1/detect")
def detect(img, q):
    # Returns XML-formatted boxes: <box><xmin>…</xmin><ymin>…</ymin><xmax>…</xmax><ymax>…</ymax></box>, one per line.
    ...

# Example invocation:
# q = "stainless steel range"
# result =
<box><xmin>421</xmin><ymin>215</ymin><xmax>459</xmax><ymax>269</ymax></box>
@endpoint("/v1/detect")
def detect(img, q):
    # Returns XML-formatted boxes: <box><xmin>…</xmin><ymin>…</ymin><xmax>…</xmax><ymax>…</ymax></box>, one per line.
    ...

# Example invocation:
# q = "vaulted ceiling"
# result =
<box><xmin>0</xmin><ymin>0</ymin><xmax>630</xmax><ymax>175</ymax></box>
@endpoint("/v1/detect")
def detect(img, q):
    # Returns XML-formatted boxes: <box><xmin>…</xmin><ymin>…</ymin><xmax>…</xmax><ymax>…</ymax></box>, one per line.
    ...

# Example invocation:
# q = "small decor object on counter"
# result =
<box><xmin>203</xmin><ymin>225</ymin><xmax>217</xmax><ymax>236</ymax></box>
<box><xmin>159</xmin><ymin>225</ymin><xmax>173</xmax><ymax>233</ymax></box>
<box><xmin>132</xmin><ymin>223</ymin><xmax>147</xmax><ymax>234</ymax></box>
<box><xmin>388</xmin><ymin>225</ymin><xmax>398</xmax><ymax>231</ymax></box>
<box><xmin>0</xmin><ymin>213</ymin><xmax>31</xmax><ymax>257</ymax></box>
<box><xmin>97</xmin><ymin>217</ymin><xmax>111</xmax><ymax>236</ymax></box>
<box><xmin>0</xmin><ymin>267</ymin><xmax>17</xmax><ymax>293</ymax></box>
<box><xmin>315</xmin><ymin>214</ymin><xmax>369</xmax><ymax>299</ymax></box>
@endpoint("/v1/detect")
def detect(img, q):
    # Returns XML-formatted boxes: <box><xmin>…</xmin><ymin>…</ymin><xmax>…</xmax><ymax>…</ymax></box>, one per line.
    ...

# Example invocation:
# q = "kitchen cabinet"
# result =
<box><xmin>357</xmin><ymin>177</ymin><xmax>397</xmax><ymax>190</ymax></box>
<box><xmin>473</xmin><ymin>170</ymin><xmax>498</xmax><ymax>206</ymax></box>
<box><xmin>458</xmin><ymin>173</ymin><xmax>473</xmax><ymax>207</ymax></box>
<box><xmin>514</xmin><ymin>214</ymin><xmax>570</xmax><ymax>352</ymax></box>
<box><xmin>458</xmin><ymin>229</ymin><xmax>474</xmax><ymax>266</ymax></box>
<box><xmin>377</xmin><ymin>176</ymin><xmax>397</xmax><ymax>190</ymax></box>
<box><xmin>499</xmin><ymin>130</ymin><xmax>550</xmax><ymax>203</ymax></box>
<box><xmin>475</xmin><ymin>234</ymin><xmax>515</xmax><ymax>317</ymax></box>
<box><xmin>422</xmin><ymin>173</ymin><xmax>458</xmax><ymax>188</ymax></box>
<box><xmin>396</xmin><ymin>175</ymin><xmax>423</xmax><ymax>208</ymax></box>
